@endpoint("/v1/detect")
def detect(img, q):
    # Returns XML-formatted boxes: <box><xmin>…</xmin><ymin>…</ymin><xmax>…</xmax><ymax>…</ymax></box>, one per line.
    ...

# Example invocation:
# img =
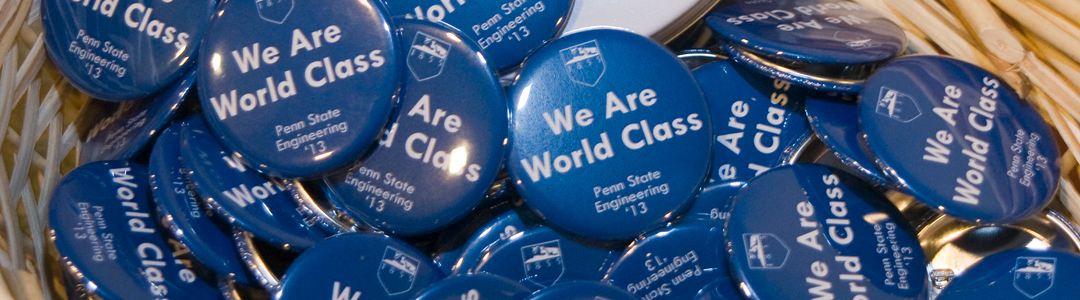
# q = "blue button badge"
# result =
<box><xmin>42</xmin><ymin>0</ymin><xmax>216</xmax><ymax>100</ymax></box>
<box><xmin>197</xmin><ymin>0</ymin><xmax>400</xmax><ymax>178</ymax></box>
<box><xmin>49</xmin><ymin>161</ymin><xmax>220</xmax><ymax>300</ymax></box>
<box><xmin>470</xmin><ymin>226</ymin><xmax>618</xmax><ymax>291</ymax></box>
<box><xmin>274</xmin><ymin>232</ymin><xmax>445</xmax><ymax>300</ymax></box>
<box><xmin>937</xmin><ymin>249</ymin><xmax>1080</xmax><ymax>300</ymax></box>
<box><xmin>859</xmin><ymin>55</ymin><xmax>1060</xmax><ymax>224</ymax></box>
<box><xmin>705</xmin><ymin>0</ymin><xmax>906</xmax><ymax>92</ymax></box>
<box><xmin>149</xmin><ymin>118</ymin><xmax>254</xmax><ymax>285</ymax></box>
<box><xmin>604</xmin><ymin>223</ymin><xmax>733</xmax><ymax>300</ymax></box>
<box><xmin>382</xmin><ymin>0</ymin><xmax>572</xmax><ymax>72</ymax></box>
<box><xmin>80</xmin><ymin>69</ymin><xmax>195</xmax><ymax>163</ymax></box>
<box><xmin>321</xmin><ymin>19</ymin><xmax>508</xmax><ymax>236</ymax></box>
<box><xmin>181</xmin><ymin>118</ymin><xmax>328</xmax><ymax>250</ymax></box>
<box><xmin>508</xmin><ymin>28</ymin><xmax>713</xmax><ymax>240</ymax></box>
<box><xmin>695</xmin><ymin>60</ymin><xmax>812</xmax><ymax>183</ymax></box>
<box><xmin>727</xmin><ymin>164</ymin><xmax>927</xmax><ymax>300</ymax></box>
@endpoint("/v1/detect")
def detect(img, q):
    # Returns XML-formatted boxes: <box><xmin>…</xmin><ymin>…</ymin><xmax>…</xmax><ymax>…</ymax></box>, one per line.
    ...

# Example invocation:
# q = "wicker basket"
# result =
<box><xmin>3</xmin><ymin>0</ymin><xmax>1080</xmax><ymax>299</ymax></box>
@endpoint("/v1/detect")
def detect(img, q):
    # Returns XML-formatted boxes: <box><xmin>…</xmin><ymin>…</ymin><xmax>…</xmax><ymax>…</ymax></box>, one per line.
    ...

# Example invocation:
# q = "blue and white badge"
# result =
<box><xmin>49</xmin><ymin>161</ymin><xmax>221</xmax><ymax>300</ymax></box>
<box><xmin>936</xmin><ymin>249</ymin><xmax>1080</xmax><ymax>300</ymax></box>
<box><xmin>274</xmin><ymin>232</ymin><xmax>445</xmax><ymax>300</ymax></box>
<box><xmin>321</xmin><ymin>19</ymin><xmax>508</xmax><ymax>236</ymax></box>
<box><xmin>197</xmin><ymin>0</ymin><xmax>399</xmax><ymax>178</ymax></box>
<box><xmin>695</xmin><ymin>60</ymin><xmax>812</xmax><ymax>183</ymax></box>
<box><xmin>415</xmin><ymin>273</ymin><xmax>532</xmax><ymax>300</ymax></box>
<box><xmin>181</xmin><ymin>118</ymin><xmax>328</xmax><ymax>250</ymax></box>
<box><xmin>682</xmin><ymin>180</ymin><xmax>743</xmax><ymax>225</ymax></box>
<box><xmin>80</xmin><ymin>70</ymin><xmax>195</xmax><ymax>163</ymax></box>
<box><xmin>525</xmin><ymin>281</ymin><xmax>638</xmax><ymax>300</ymax></box>
<box><xmin>508</xmin><ymin>28</ymin><xmax>713</xmax><ymax>240</ymax></box>
<box><xmin>727</xmin><ymin>164</ymin><xmax>927</xmax><ymax>300</ymax></box>
<box><xmin>469</xmin><ymin>226</ymin><xmax>618</xmax><ymax>291</ymax></box>
<box><xmin>382</xmin><ymin>0</ymin><xmax>572</xmax><ymax>72</ymax></box>
<box><xmin>603</xmin><ymin>223</ymin><xmax>732</xmax><ymax>300</ymax></box>
<box><xmin>41</xmin><ymin>0</ymin><xmax>215</xmax><ymax>100</ymax></box>
<box><xmin>692</xmin><ymin>279</ymin><xmax>742</xmax><ymax>300</ymax></box>
<box><xmin>804</xmin><ymin>93</ymin><xmax>888</xmax><ymax>186</ymax></box>
<box><xmin>450</xmin><ymin>209</ymin><xmax>530</xmax><ymax>275</ymax></box>
<box><xmin>149</xmin><ymin>118</ymin><xmax>254</xmax><ymax>285</ymax></box>
<box><xmin>859</xmin><ymin>55</ymin><xmax>1060</xmax><ymax>224</ymax></box>
<box><xmin>563</xmin><ymin>0</ymin><xmax>719</xmax><ymax>44</ymax></box>
<box><xmin>705</xmin><ymin>0</ymin><xmax>906</xmax><ymax>92</ymax></box>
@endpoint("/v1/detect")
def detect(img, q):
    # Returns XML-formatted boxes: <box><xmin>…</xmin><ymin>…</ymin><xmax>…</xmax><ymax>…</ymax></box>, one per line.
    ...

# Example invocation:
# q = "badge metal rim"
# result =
<box><xmin>233</xmin><ymin>229</ymin><xmax>283</xmax><ymax>293</ymax></box>
<box><xmin>287</xmin><ymin>180</ymin><xmax>365</xmax><ymax>234</ymax></box>
<box><xmin>721</xmin><ymin>43</ymin><xmax>866</xmax><ymax>93</ymax></box>
<box><xmin>651</xmin><ymin>0</ymin><xmax>722</xmax><ymax>45</ymax></box>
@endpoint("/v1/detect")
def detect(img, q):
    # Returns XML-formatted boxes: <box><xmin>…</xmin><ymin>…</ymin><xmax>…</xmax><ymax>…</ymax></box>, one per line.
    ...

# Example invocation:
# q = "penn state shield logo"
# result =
<box><xmin>256</xmin><ymin>0</ymin><xmax>293</xmax><ymax>24</ymax></box>
<box><xmin>378</xmin><ymin>247</ymin><xmax>420</xmax><ymax>295</ymax></box>
<box><xmin>743</xmin><ymin>233</ymin><xmax>789</xmax><ymax>270</ymax></box>
<box><xmin>561</xmin><ymin>40</ymin><xmax>604</xmax><ymax>86</ymax></box>
<box><xmin>875</xmin><ymin>86</ymin><xmax>922</xmax><ymax>123</ymax></box>
<box><xmin>1014</xmin><ymin>257</ymin><xmax>1056</xmax><ymax>298</ymax></box>
<box><xmin>407</xmin><ymin>32</ymin><xmax>451</xmax><ymax>81</ymax></box>
<box><xmin>521</xmin><ymin>240</ymin><xmax>564</xmax><ymax>287</ymax></box>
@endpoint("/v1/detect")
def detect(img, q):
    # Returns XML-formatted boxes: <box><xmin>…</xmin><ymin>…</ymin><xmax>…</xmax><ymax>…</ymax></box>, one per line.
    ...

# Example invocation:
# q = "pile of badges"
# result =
<box><xmin>41</xmin><ymin>0</ymin><xmax>1080</xmax><ymax>299</ymax></box>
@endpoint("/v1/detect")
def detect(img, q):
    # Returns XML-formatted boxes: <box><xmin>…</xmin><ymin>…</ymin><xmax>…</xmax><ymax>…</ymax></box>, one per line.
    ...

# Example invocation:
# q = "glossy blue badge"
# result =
<box><xmin>150</xmin><ymin>118</ymin><xmax>254</xmax><ymax>285</ymax></box>
<box><xmin>450</xmin><ymin>210</ymin><xmax>530</xmax><ymax>275</ymax></box>
<box><xmin>603</xmin><ymin>223</ymin><xmax>732</xmax><ymax>300</ymax></box>
<box><xmin>508</xmin><ymin>28</ymin><xmax>713</xmax><ymax>240</ymax></box>
<box><xmin>274</xmin><ymin>232</ymin><xmax>445</xmax><ymax>300</ymax></box>
<box><xmin>382</xmin><ymin>0</ymin><xmax>572</xmax><ymax>72</ymax></box>
<box><xmin>937</xmin><ymin>249</ymin><xmax>1080</xmax><ymax>300</ymax></box>
<box><xmin>804</xmin><ymin>93</ymin><xmax>887</xmax><ymax>186</ymax></box>
<box><xmin>80</xmin><ymin>69</ymin><xmax>195</xmax><ymax>163</ymax></box>
<box><xmin>695</xmin><ymin>60</ymin><xmax>812</xmax><ymax>183</ymax></box>
<box><xmin>197</xmin><ymin>0</ymin><xmax>399</xmax><ymax>178</ymax></box>
<box><xmin>321</xmin><ymin>19</ymin><xmax>508</xmax><ymax>236</ymax></box>
<box><xmin>42</xmin><ymin>0</ymin><xmax>215</xmax><ymax>100</ymax></box>
<box><xmin>727</xmin><ymin>164</ymin><xmax>927</xmax><ymax>300</ymax></box>
<box><xmin>705</xmin><ymin>0</ymin><xmax>906</xmax><ymax>92</ymax></box>
<box><xmin>181</xmin><ymin>118</ymin><xmax>328</xmax><ymax>250</ymax></box>
<box><xmin>49</xmin><ymin>161</ymin><xmax>221</xmax><ymax>299</ymax></box>
<box><xmin>470</xmin><ymin>226</ymin><xmax>618</xmax><ymax>291</ymax></box>
<box><xmin>416</xmin><ymin>273</ymin><xmax>532</xmax><ymax>300</ymax></box>
<box><xmin>692</xmin><ymin>279</ymin><xmax>742</xmax><ymax>300</ymax></box>
<box><xmin>525</xmin><ymin>281</ymin><xmax>637</xmax><ymax>300</ymax></box>
<box><xmin>858</xmin><ymin>55</ymin><xmax>1060</xmax><ymax>224</ymax></box>
<box><xmin>683</xmin><ymin>181</ymin><xmax>743</xmax><ymax>225</ymax></box>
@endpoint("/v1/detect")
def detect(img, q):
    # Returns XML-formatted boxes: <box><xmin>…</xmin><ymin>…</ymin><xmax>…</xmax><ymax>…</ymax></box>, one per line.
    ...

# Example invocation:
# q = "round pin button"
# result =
<box><xmin>181</xmin><ymin>118</ymin><xmax>328</xmax><ymax>250</ymax></box>
<box><xmin>525</xmin><ymin>281</ymin><xmax>637</xmax><ymax>300</ymax></box>
<box><xmin>197</xmin><ymin>0</ymin><xmax>399</xmax><ymax>178</ymax></box>
<box><xmin>321</xmin><ymin>19</ymin><xmax>508</xmax><ymax>236</ymax></box>
<box><xmin>563</xmin><ymin>0</ymin><xmax>720</xmax><ymax>44</ymax></box>
<box><xmin>382</xmin><ymin>0</ymin><xmax>572</xmax><ymax>72</ymax></box>
<box><xmin>41</xmin><ymin>0</ymin><xmax>215</xmax><ymax>100</ymax></box>
<box><xmin>415</xmin><ymin>273</ymin><xmax>532</xmax><ymax>300</ymax></box>
<box><xmin>705</xmin><ymin>0</ymin><xmax>906</xmax><ymax>92</ymax></box>
<box><xmin>508</xmin><ymin>28</ymin><xmax>713</xmax><ymax>240</ymax></box>
<box><xmin>804</xmin><ymin>93</ymin><xmax>887</xmax><ymax>186</ymax></box>
<box><xmin>695</xmin><ymin>60</ymin><xmax>812</xmax><ymax>183</ymax></box>
<box><xmin>682</xmin><ymin>180</ymin><xmax>744</xmax><ymax>225</ymax></box>
<box><xmin>274</xmin><ymin>232</ymin><xmax>445</xmax><ymax>300</ymax></box>
<box><xmin>603</xmin><ymin>223</ymin><xmax>731</xmax><ymax>300</ymax></box>
<box><xmin>859</xmin><ymin>55</ymin><xmax>1060</xmax><ymax>224</ymax></box>
<box><xmin>150</xmin><ymin>118</ymin><xmax>254</xmax><ymax>285</ymax></box>
<box><xmin>936</xmin><ymin>249</ymin><xmax>1080</xmax><ymax>300</ymax></box>
<box><xmin>80</xmin><ymin>70</ymin><xmax>196</xmax><ymax>163</ymax></box>
<box><xmin>49</xmin><ymin>161</ymin><xmax>220</xmax><ymax>300</ymax></box>
<box><xmin>727</xmin><ymin>164</ymin><xmax>927</xmax><ymax>300</ymax></box>
<box><xmin>470</xmin><ymin>226</ymin><xmax>619</xmax><ymax>291</ymax></box>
